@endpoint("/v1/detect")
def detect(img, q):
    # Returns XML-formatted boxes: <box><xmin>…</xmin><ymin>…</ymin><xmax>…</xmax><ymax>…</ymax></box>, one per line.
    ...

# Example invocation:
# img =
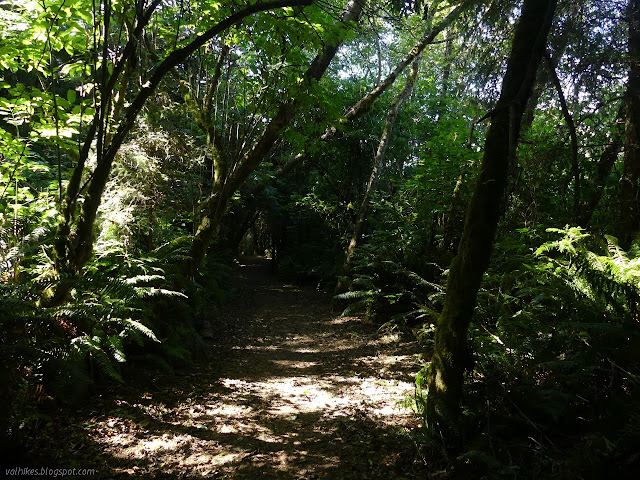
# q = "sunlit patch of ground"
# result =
<box><xmin>85</xmin><ymin>358</ymin><xmax>419</xmax><ymax>476</ymax></box>
<box><xmin>34</xmin><ymin>257</ymin><xmax>427</xmax><ymax>479</ymax></box>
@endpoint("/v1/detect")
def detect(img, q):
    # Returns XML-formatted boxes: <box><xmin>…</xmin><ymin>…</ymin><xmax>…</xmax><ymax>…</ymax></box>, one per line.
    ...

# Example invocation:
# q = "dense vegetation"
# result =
<box><xmin>1</xmin><ymin>0</ymin><xmax>638</xmax><ymax>476</ymax></box>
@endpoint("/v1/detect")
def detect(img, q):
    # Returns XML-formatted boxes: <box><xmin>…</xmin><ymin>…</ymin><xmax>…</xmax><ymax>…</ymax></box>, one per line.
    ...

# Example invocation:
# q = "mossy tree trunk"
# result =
<box><xmin>183</xmin><ymin>0</ymin><xmax>366</xmax><ymax>278</ymax></box>
<box><xmin>620</xmin><ymin>0</ymin><xmax>640</xmax><ymax>248</ymax></box>
<box><xmin>46</xmin><ymin>0</ymin><xmax>313</xmax><ymax>306</ymax></box>
<box><xmin>426</xmin><ymin>0</ymin><xmax>558</xmax><ymax>429</ymax></box>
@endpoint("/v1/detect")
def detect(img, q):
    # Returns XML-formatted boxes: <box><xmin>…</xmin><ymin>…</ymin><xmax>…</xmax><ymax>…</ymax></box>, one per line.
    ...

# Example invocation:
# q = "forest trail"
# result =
<box><xmin>29</xmin><ymin>257</ymin><xmax>427</xmax><ymax>479</ymax></box>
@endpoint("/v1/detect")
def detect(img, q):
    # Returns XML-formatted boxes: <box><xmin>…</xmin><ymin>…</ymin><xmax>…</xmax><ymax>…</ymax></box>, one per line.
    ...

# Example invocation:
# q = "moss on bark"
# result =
<box><xmin>426</xmin><ymin>0</ymin><xmax>558</xmax><ymax>430</ymax></box>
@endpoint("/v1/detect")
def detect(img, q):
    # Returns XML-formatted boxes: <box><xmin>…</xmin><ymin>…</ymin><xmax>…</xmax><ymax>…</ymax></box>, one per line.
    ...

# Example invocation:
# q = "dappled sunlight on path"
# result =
<box><xmin>37</xmin><ymin>257</ymin><xmax>427</xmax><ymax>478</ymax></box>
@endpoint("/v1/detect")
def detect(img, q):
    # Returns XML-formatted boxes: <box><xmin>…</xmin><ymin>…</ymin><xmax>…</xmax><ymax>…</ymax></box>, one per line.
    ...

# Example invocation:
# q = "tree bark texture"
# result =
<box><xmin>620</xmin><ymin>0</ymin><xmax>640</xmax><ymax>248</ymax></box>
<box><xmin>520</xmin><ymin>3</ymin><xmax>574</xmax><ymax>134</ymax></box>
<box><xmin>426</xmin><ymin>0</ymin><xmax>558</xmax><ymax>428</ymax></box>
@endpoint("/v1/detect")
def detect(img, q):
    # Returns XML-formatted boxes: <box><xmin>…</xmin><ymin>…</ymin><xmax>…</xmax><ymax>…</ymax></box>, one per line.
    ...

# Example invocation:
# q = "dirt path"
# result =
<box><xmin>25</xmin><ymin>257</ymin><xmax>428</xmax><ymax>479</ymax></box>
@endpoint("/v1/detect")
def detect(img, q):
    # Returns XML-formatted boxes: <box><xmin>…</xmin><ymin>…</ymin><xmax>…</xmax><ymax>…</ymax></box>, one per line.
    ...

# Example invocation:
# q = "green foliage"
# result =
<box><xmin>336</xmin><ymin>244</ymin><xmax>444</xmax><ymax>326</ymax></box>
<box><xmin>0</xmin><ymin>0</ymin><xmax>635</xmax><ymax>474</ymax></box>
<box><xmin>0</xmin><ymin>229</ymin><xmax>198</xmax><ymax>447</ymax></box>
<box><xmin>536</xmin><ymin>226</ymin><xmax>640</xmax><ymax>315</ymax></box>
<box><xmin>412</xmin><ymin>226</ymin><xmax>640</xmax><ymax>476</ymax></box>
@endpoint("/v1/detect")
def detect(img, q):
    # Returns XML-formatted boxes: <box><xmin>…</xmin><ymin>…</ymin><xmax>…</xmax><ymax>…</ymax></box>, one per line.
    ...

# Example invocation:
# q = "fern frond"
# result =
<box><xmin>334</xmin><ymin>290</ymin><xmax>371</xmax><ymax>300</ymax></box>
<box><xmin>124</xmin><ymin>274</ymin><xmax>165</xmax><ymax>285</ymax></box>
<box><xmin>71</xmin><ymin>336</ymin><xmax>123</xmax><ymax>382</ymax></box>
<box><xmin>113</xmin><ymin>318</ymin><xmax>160</xmax><ymax>343</ymax></box>
<box><xmin>341</xmin><ymin>298</ymin><xmax>371</xmax><ymax>316</ymax></box>
<box><xmin>152</xmin><ymin>236</ymin><xmax>192</xmax><ymax>259</ymax></box>
<box><xmin>352</xmin><ymin>276</ymin><xmax>376</xmax><ymax>290</ymax></box>
<box><xmin>414</xmin><ymin>306</ymin><xmax>441</xmax><ymax>322</ymax></box>
<box><xmin>134</xmin><ymin>286</ymin><xmax>187</xmax><ymax>299</ymax></box>
<box><xmin>107</xmin><ymin>335</ymin><xmax>126</xmax><ymax>363</ymax></box>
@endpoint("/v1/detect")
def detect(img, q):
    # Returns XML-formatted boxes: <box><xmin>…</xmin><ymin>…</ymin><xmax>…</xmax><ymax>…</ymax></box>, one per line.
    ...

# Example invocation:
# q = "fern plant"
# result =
<box><xmin>335</xmin><ymin>245</ymin><xmax>445</xmax><ymax>327</ymax></box>
<box><xmin>536</xmin><ymin>226</ymin><xmax>640</xmax><ymax>317</ymax></box>
<box><xmin>412</xmin><ymin>226</ymin><xmax>640</xmax><ymax>477</ymax></box>
<box><xmin>0</xmin><ymin>228</ymin><xmax>191</xmax><ymax>442</ymax></box>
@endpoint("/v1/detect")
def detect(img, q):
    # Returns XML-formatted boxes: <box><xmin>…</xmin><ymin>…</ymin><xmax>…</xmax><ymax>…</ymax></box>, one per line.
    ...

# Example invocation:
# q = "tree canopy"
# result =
<box><xmin>1</xmin><ymin>0</ymin><xmax>639</xmax><ymax>476</ymax></box>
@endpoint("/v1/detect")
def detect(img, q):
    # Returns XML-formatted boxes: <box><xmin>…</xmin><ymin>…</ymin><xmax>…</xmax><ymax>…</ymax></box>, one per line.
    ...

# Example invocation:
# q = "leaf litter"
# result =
<box><xmin>21</xmin><ymin>257</ymin><xmax>429</xmax><ymax>479</ymax></box>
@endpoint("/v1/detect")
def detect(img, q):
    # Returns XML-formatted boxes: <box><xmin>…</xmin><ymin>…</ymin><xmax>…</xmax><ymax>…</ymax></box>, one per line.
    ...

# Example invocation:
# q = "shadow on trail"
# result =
<box><xmin>23</xmin><ymin>257</ymin><xmax>428</xmax><ymax>479</ymax></box>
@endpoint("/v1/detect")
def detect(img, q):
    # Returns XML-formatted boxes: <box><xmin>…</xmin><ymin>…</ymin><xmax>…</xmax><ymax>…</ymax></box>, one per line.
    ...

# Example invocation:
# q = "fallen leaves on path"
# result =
<box><xmin>21</xmin><ymin>257</ymin><xmax>430</xmax><ymax>479</ymax></box>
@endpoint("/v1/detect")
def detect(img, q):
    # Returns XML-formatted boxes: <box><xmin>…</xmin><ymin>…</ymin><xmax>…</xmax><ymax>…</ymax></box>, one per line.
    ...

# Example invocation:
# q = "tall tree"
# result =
<box><xmin>426</xmin><ymin>0</ymin><xmax>558</xmax><ymax>428</ymax></box>
<box><xmin>577</xmin><ymin>98</ymin><xmax>626</xmax><ymax>227</ymax></box>
<box><xmin>240</xmin><ymin>0</ymin><xmax>476</xmax><ymax>206</ymax></box>
<box><xmin>335</xmin><ymin>44</ymin><xmax>423</xmax><ymax>294</ymax></box>
<box><xmin>183</xmin><ymin>0</ymin><xmax>366</xmax><ymax>278</ymax></box>
<box><xmin>44</xmin><ymin>0</ymin><xmax>314</xmax><ymax>305</ymax></box>
<box><xmin>620</xmin><ymin>0</ymin><xmax>640</xmax><ymax>248</ymax></box>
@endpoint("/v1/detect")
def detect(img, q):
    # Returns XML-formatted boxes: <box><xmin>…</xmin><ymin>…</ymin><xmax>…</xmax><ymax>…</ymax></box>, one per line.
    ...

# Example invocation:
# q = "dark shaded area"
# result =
<box><xmin>13</xmin><ymin>257</ymin><xmax>428</xmax><ymax>479</ymax></box>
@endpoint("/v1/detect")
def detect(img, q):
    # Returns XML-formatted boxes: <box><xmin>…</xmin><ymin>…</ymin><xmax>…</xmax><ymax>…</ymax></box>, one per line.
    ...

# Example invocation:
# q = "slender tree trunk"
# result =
<box><xmin>335</xmin><ymin>55</ymin><xmax>421</xmax><ymax>294</ymax></box>
<box><xmin>436</xmin><ymin>33</ymin><xmax>469</xmax><ymax>253</ymax></box>
<box><xmin>322</xmin><ymin>0</ymin><xmax>473</xmax><ymax>142</ymax></box>
<box><xmin>439</xmin><ymin>33</ymin><xmax>453</xmax><ymax>108</ymax></box>
<box><xmin>520</xmin><ymin>6</ymin><xmax>573</xmax><ymax>134</ymax></box>
<box><xmin>184</xmin><ymin>0</ymin><xmax>366</xmax><ymax>278</ymax></box>
<box><xmin>241</xmin><ymin>1</ymin><xmax>475</xmax><ymax>203</ymax></box>
<box><xmin>426</xmin><ymin>0</ymin><xmax>557</xmax><ymax>430</ymax></box>
<box><xmin>576</xmin><ymin>98</ymin><xmax>626</xmax><ymax>227</ymax></box>
<box><xmin>544</xmin><ymin>52</ymin><xmax>580</xmax><ymax>219</ymax></box>
<box><xmin>440</xmin><ymin>164</ymin><xmax>468</xmax><ymax>252</ymax></box>
<box><xmin>45</xmin><ymin>0</ymin><xmax>314</xmax><ymax>305</ymax></box>
<box><xmin>620</xmin><ymin>0</ymin><xmax>640</xmax><ymax>248</ymax></box>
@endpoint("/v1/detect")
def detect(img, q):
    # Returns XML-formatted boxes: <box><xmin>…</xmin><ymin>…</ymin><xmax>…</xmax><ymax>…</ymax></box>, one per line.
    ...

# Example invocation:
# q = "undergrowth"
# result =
<box><xmin>334</xmin><ymin>244</ymin><xmax>445</xmax><ymax>328</ymax></box>
<box><xmin>0</xmin><ymin>226</ymin><xmax>234</xmax><ymax>456</ymax></box>
<box><xmin>338</xmin><ymin>226</ymin><xmax>640</xmax><ymax>478</ymax></box>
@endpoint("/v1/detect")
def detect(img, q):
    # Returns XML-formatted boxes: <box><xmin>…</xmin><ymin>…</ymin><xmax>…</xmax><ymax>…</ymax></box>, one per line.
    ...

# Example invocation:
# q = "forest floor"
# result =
<box><xmin>21</xmin><ymin>256</ymin><xmax>431</xmax><ymax>479</ymax></box>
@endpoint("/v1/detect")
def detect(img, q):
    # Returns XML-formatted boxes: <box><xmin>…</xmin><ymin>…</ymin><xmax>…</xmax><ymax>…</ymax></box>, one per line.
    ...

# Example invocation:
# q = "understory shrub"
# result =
<box><xmin>340</xmin><ymin>225</ymin><xmax>640</xmax><ymax>476</ymax></box>
<box><xmin>0</xmin><ymin>229</ymin><xmax>234</xmax><ymax>454</ymax></box>
<box><xmin>413</xmin><ymin>226</ymin><xmax>640</xmax><ymax>477</ymax></box>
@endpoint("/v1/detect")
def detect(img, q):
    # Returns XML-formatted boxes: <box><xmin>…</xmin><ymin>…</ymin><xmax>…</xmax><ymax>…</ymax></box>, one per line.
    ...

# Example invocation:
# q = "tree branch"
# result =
<box><xmin>68</xmin><ymin>0</ymin><xmax>316</xmax><ymax>272</ymax></box>
<box><xmin>544</xmin><ymin>50</ymin><xmax>580</xmax><ymax>218</ymax></box>
<box><xmin>320</xmin><ymin>0</ymin><xmax>475</xmax><ymax>142</ymax></box>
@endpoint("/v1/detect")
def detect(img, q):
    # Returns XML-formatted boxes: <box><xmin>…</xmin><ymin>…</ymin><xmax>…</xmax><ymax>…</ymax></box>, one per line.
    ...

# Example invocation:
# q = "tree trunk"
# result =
<box><xmin>576</xmin><ymin>98</ymin><xmax>626</xmax><ymax>227</ymax></box>
<box><xmin>46</xmin><ymin>0</ymin><xmax>313</xmax><ymax>305</ymax></box>
<box><xmin>184</xmin><ymin>0</ymin><xmax>366</xmax><ymax>278</ymax></box>
<box><xmin>240</xmin><ymin>1</ymin><xmax>476</xmax><ymax>204</ymax></box>
<box><xmin>544</xmin><ymin>53</ymin><xmax>580</xmax><ymax>218</ymax></box>
<box><xmin>440</xmin><ymin>165</ymin><xmax>468</xmax><ymax>252</ymax></box>
<box><xmin>426</xmin><ymin>0</ymin><xmax>557</xmax><ymax>430</ymax></box>
<box><xmin>520</xmin><ymin>5</ymin><xmax>574</xmax><ymax>134</ymax></box>
<box><xmin>620</xmin><ymin>0</ymin><xmax>640</xmax><ymax>248</ymax></box>
<box><xmin>335</xmin><ymin>53</ymin><xmax>422</xmax><ymax>294</ymax></box>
